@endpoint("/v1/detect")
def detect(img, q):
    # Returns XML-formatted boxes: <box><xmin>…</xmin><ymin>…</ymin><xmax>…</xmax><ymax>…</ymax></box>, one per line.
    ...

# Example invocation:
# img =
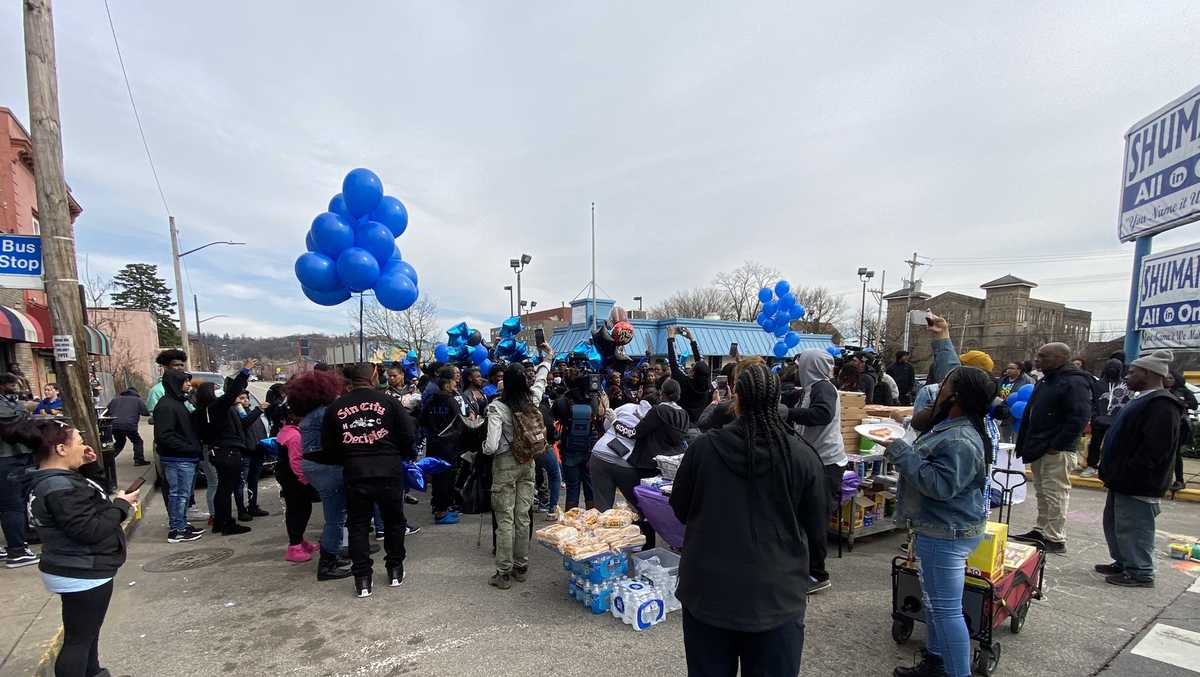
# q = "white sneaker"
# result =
<box><xmin>186</xmin><ymin>508</ymin><xmax>210</xmax><ymax>520</ymax></box>
<box><xmin>1078</xmin><ymin>467</ymin><xmax>1098</xmax><ymax>478</ymax></box>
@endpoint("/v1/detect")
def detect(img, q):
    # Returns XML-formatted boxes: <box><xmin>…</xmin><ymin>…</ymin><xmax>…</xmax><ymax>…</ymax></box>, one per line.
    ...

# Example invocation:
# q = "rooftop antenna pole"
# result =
<box><xmin>590</xmin><ymin>202</ymin><xmax>596</xmax><ymax>331</ymax></box>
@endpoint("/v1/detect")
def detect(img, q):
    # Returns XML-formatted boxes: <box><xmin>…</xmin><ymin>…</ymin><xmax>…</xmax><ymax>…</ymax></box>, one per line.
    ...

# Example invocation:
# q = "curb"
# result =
<box><xmin>31</xmin><ymin>472</ymin><xmax>153</xmax><ymax>677</ymax></box>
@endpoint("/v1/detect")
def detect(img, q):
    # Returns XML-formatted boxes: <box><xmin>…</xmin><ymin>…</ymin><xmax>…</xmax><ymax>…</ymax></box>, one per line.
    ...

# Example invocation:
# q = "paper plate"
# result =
<box><xmin>854</xmin><ymin>420</ymin><xmax>906</xmax><ymax>444</ymax></box>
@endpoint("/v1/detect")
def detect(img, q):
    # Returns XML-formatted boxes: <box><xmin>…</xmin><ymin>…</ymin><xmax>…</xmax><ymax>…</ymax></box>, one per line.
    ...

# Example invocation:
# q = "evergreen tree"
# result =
<box><xmin>110</xmin><ymin>263</ymin><xmax>179</xmax><ymax>347</ymax></box>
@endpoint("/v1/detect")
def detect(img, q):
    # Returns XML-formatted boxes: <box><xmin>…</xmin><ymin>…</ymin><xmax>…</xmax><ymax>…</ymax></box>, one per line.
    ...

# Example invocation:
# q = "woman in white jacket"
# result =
<box><xmin>483</xmin><ymin>344</ymin><xmax>553</xmax><ymax>590</ymax></box>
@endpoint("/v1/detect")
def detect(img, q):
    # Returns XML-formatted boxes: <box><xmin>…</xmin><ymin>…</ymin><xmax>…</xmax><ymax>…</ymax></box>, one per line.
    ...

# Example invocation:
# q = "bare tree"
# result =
<box><xmin>649</xmin><ymin>287</ymin><xmax>729</xmax><ymax>320</ymax></box>
<box><xmin>792</xmin><ymin>286</ymin><xmax>850</xmax><ymax>336</ymax></box>
<box><xmin>82</xmin><ymin>256</ymin><xmax>114</xmax><ymax>308</ymax></box>
<box><xmin>712</xmin><ymin>260</ymin><xmax>782</xmax><ymax>322</ymax></box>
<box><xmin>352</xmin><ymin>296</ymin><xmax>441</xmax><ymax>363</ymax></box>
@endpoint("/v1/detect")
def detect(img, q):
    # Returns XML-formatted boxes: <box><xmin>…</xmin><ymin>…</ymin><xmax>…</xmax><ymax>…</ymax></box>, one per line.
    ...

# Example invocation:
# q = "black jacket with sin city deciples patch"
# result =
<box><xmin>320</xmin><ymin>387</ymin><xmax>416</xmax><ymax>481</ymax></box>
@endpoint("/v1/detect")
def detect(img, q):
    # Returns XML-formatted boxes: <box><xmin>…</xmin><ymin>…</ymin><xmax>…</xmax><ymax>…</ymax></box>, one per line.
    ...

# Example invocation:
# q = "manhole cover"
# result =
<box><xmin>142</xmin><ymin>548</ymin><xmax>234</xmax><ymax>573</ymax></box>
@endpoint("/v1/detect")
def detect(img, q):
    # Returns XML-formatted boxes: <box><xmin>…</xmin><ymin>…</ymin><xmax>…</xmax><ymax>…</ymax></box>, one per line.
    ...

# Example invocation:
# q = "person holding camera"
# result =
<box><xmin>554</xmin><ymin>368</ymin><xmax>608</xmax><ymax>510</ymax></box>
<box><xmin>667</xmin><ymin>326</ymin><xmax>713</xmax><ymax>425</ymax></box>
<box><xmin>194</xmin><ymin>359</ymin><xmax>256</xmax><ymax>536</ymax></box>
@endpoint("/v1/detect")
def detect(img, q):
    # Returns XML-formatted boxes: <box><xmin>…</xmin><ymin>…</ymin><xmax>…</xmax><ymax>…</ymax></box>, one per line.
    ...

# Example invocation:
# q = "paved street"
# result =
<box><xmin>59</xmin><ymin>451</ymin><xmax>1200</xmax><ymax>675</ymax></box>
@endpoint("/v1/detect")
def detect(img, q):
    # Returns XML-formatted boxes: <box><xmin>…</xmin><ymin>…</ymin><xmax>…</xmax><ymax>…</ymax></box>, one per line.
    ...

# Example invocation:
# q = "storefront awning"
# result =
<box><xmin>84</xmin><ymin>325</ymin><xmax>111</xmax><ymax>356</ymax></box>
<box><xmin>0</xmin><ymin>305</ymin><xmax>42</xmax><ymax>343</ymax></box>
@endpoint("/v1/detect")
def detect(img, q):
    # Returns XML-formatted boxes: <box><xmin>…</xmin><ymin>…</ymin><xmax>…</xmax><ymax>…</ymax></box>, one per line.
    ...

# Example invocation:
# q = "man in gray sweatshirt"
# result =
<box><xmin>787</xmin><ymin>349</ymin><xmax>847</xmax><ymax>593</ymax></box>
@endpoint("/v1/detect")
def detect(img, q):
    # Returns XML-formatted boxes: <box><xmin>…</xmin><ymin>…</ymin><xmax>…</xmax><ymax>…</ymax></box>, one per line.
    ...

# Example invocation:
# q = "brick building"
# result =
<box><xmin>489</xmin><ymin>304</ymin><xmax>572</xmax><ymax>345</ymax></box>
<box><xmin>883</xmin><ymin>275</ymin><xmax>1092</xmax><ymax>374</ymax></box>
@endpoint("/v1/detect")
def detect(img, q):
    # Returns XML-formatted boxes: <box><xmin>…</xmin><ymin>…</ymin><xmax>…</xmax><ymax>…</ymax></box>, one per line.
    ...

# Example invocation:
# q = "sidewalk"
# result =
<box><xmin>0</xmin><ymin>422</ymin><xmax>156</xmax><ymax>677</ymax></box>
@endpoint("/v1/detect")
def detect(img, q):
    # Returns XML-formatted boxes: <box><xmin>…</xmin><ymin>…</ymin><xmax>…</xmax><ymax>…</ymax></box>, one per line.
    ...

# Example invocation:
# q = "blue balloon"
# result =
<box><xmin>1010</xmin><ymin>400</ymin><xmax>1027</xmax><ymax>420</ymax></box>
<box><xmin>434</xmin><ymin>343</ymin><xmax>449</xmax><ymax>363</ymax></box>
<box><xmin>1016</xmin><ymin>383</ymin><xmax>1035</xmax><ymax>401</ymax></box>
<box><xmin>370</xmin><ymin>195</ymin><xmax>409</xmax><ymax>238</ymax></box>
<box><xmin>328</xmin><ymin>193</ymin><xmax>352</xmax><ymax>220</ymax></box>
<box><xmin>294</xmin><ymin>252</ymin><xmax>340</xmax><ymax>292</ymax></box>
<box><xmin>784</xmin><ymin>331</ymin><xmax>801</xmax><ymax>348</ymax></box>
<box><xmin>311</xmin><ymin>212</ymin><xmax>355</xmax><ymax>257</ymax></box>
<box><xmin>305</xmin><ymin>230</ymin><xmax>318</xmax><ymax>252</ymax></box>
<box><xmin>773</xmin><ymin>341</ymin><xmax>789</xmax><ymax>357</ymax></box>
<box><xmin>471</xmin><ymin>344</ymin><xmax>489</xmax><ymax>366</ymax></box>
<box><xmin>758</xmin><ymin>287</ymin><xmax>773</xmax><ymax>304</ymax></box>
<box><xmin>447</xmin><ymin>322</ymin><xmax>469</xmax><ymax>347</ymax></box>
<box><xmin>825</xmin><ymin>345</ymin><xmax>842</xmax><ymax>358</ymax></box>
<box><xmin>500</xmin><ymin>317</ymin><xmax>522</xmax><ymax>338</ymax></box>
<box><xmin>354</xmin><ymin>221</ymin><xmax>395</xmax><ymax>265</ymax></box>
<box><xmin>773</xmin><ymin>323</ymin><xmax>790</xmax><ymax>338</ymax></box>
<box><xmin>779</xmin><ymin>293</ymin><xmax>796</xmax><ymax>310</ymax></box>
<box><xmin>335</xmin><ymin>247</ymin><xmax>380</xmax><ymax>292</ymax></box>
<box><xmin>762</xmin><ymin>300</ymin><xmax>779</xmax><ymax>317</ymax></box>
<box><xmin>301</xmin><ymin>284</ymin><xmax>350</xmax><ymax>307</ymax></box>
<box><xmin>343</xmin><ymin>168</ymin><xmax>384</xmax><ymax>218</ymax></box>
<box><xmin>478</xmin><ymin>358</ymin><xmax>495</xmax><ymax>376</ymax></box>
<box><xmin>755</xmin><ymin>312</ymin><xmax>769</xmax><ymax>328</ymax></box>
<box><xmin>791</xmin><ymin>304</ymin><xmax>806</xmax><ymax>320</ymax></box>
<box><xmin>374</xmin><ymin>271</ymin><xmax>418</xmax><ymax>311</ymax></box>
<box><xmin>774</xmin><ymin>280</ymin><xmax>791</xmax><ymax>298</ymax></box>
<box><xmin>391</xmin><ymin>260</ymin><xmax>419</xmax><ymax>287</ymax></box>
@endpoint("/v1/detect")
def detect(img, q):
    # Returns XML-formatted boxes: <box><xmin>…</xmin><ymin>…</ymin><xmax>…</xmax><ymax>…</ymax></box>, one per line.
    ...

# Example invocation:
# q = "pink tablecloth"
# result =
<box><xmin>634</xmin><ymin>485</ymin><xmax>685</xmax><ymax>549</ymax></box>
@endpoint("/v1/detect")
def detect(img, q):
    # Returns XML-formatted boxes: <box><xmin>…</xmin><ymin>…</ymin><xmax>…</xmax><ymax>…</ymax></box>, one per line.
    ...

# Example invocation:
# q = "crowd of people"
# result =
<box><xmin>0</xmin><ymin>311</ymin><xmax>1195</xmax><ymax>677</ymax></box>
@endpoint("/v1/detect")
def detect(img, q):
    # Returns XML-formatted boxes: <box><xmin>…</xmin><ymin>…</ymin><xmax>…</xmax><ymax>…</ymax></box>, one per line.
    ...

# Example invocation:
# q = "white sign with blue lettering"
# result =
<box><xmin>1119</xmin><ymin>84</ymin><xmax>1200</xmax><ymax>242</ymax></box>
<box><xmin>1136</xmin><ymin>241</ymin><xmax>1200</xmax><ymax>350</ymax></box>
<box><xmin>0</xmin><ymin>234</ymin><xmax>43</xmax><ymax>290</ymax></box>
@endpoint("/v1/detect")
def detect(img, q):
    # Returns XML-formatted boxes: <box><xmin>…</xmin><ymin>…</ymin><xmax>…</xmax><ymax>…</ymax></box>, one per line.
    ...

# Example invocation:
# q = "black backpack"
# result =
<box><xmin>457</xmin><ymin>452</ymin><xmax>493</xmax><ymax>515</ymax></box>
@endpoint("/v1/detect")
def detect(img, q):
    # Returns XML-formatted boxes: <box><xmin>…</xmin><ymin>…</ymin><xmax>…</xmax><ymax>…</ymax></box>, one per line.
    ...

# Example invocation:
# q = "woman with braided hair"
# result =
<box><xmin>877</xmin><ymin>365</ymin><xmax>995</xmax><ymax>677</ymax></box>
<box><xmin>669</xmin><ymin>362</ymin><xmax>827</xmax><ymax>677</ymax></box>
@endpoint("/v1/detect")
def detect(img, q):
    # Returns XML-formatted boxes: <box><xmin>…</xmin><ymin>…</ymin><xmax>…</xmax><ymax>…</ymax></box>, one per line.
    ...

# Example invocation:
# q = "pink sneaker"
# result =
<box><xmin>285</xmin><ymin>544</ymin><xmax>312</xmax><ymax>563</ymax></box>
<box><xmin>300</xmin><ymin>540</ymin><xmax>318</xmax><ymax>554</ymax></box>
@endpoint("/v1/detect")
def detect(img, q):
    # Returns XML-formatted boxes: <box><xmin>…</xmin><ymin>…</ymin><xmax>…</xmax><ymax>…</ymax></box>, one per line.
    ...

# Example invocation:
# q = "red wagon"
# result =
<box><xmin>889</xmin><ymin>469</ymin><xmax>1046</xmax><ymax>676</ymax></box>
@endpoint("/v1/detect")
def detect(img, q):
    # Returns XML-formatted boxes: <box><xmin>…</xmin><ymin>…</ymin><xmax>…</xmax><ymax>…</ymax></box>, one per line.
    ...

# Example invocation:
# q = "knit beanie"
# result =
<box><xmin>959</xmin><ymin>350</ymin><xmax>994</xmax><ymax>374</ymax></box>
<box><xmin>1130</xmin><ymin>349</ymin><xmax>1173</xmax><ymax>378</ymax></box>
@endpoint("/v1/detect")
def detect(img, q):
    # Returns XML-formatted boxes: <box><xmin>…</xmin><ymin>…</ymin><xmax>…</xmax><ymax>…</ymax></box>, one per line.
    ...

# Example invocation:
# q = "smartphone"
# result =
<box><xmin>924</xmin><ymin>311</ymin><xmax>935</xmax><ymax>327</ymax></box>
<box><xmin>729</xmin><ymin>342</ymin><xmax>739</xmax><ymax>358</ymax></box>
<box><xmin>125</xmin><ymin>477</ymin><xmax>145</xmax><ymax>493</ymax></box>
<box><xmin>534</xmin><ymin>327</ymin><xmax>546</xmax><ymax>346</ymax></box>
<box><xmin>716</xmin><ymin>375</ymin><xmax>730</xmax><ymax>400</ymax></box>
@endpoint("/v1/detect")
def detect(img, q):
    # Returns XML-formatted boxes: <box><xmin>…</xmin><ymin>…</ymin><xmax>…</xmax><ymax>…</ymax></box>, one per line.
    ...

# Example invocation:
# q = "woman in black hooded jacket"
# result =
<box><xmin>669</xmin><ymin>362</ymin><xmax>826</xmax><ymax>676</ymax></box>
<box><xmin>667</xmin><ymin>326</ymin><xmax>712</xmax><ymax>424</ymax></box>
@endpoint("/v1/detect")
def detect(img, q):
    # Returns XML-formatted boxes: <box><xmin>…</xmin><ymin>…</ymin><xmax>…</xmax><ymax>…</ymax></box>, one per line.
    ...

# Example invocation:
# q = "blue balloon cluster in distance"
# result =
<box><xmin>1005</xmin><ymin>382</ymin><xmax>1035</xmax><ymax>431</ymax></box>
<box><xmin>295</xmin><ymin>168</ymin><xmax>417</xmax><ymax>310</ymax></box>
<box><xmin>755</xmin><ymin>279</ymin><xmax>806</xmax><ymax>358</ymax></box>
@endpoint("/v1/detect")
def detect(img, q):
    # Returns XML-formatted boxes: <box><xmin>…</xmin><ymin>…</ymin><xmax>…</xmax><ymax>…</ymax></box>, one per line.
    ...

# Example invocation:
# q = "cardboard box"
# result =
<box><xmin>966</xmin><ymin>522</ymin><xmax>1009</xmax><ymax>581</ymax></box>
<box><xmin>1003</xmin><ymin>541</ymin><xmax>1037</xmax><ymax>572</ymax></box>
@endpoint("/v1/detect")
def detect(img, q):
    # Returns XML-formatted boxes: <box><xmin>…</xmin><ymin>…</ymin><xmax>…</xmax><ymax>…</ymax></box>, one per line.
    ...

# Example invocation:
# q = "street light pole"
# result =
<box><xmin>634</xmin><ymin>296</ymin><xmax>643</xmax><ymax>312</ymax></box>
<box><xmin>510</xmin><ymin>254</ymin><xmax>531</xmax><ymax>316</ymax></box>
<box><xmin>857</xmin><ymin>267</ymin><xmax>875</xmax><ymax>348</ymax></box>
<box><xmin>171</xmin><ymin>239</ymin><xmax>245</xmax><ymax>371</ymax></box>
<box><xmin>504</xmin><ymin>285</ymin><xmax>513</xmax><ymax>317</ymax></box>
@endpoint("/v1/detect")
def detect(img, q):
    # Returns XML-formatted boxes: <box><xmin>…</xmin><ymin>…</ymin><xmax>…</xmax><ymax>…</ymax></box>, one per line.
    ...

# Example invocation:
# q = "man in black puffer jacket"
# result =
<box><xmin>194</xmin><ymin>360</ymin><xmax>254</xmax><ymax>536</ymax></box>
<box><xmin>1013</xmin><ymin>343</ymin><xmax>1093</xmax><ymax>553</ymax></box>
<box><xmin>1097</xmin><ymin>350</ymin><xmax>1184</xmax><ymax>588</ymax></box>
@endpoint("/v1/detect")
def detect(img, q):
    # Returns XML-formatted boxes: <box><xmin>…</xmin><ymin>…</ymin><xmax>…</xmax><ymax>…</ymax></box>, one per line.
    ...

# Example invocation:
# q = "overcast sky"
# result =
<box><xmin>2</xmin><ymin>2</ymin><xmax>1199</xmax><ymax>341</ymax></box>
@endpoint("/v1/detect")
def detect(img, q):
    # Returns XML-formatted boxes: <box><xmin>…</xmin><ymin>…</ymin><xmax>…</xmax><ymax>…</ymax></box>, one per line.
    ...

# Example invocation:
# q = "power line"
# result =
<box><xmin>103</xmin><ymin>0</ymin><xmax>170</xmax><ymax>216</ymax></box>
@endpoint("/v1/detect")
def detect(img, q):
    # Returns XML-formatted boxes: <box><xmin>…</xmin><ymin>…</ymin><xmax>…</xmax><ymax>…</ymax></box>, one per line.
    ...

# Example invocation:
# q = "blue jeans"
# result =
<box><xmin>561</xmin><ymin>456</ymin><xmax>593</xmax><ymax>509</ymax></box>
<box><xmin>161</xmin><ymin>460</ymin><xmax>198</xmax><ymax>532</ymax></box>
<box><xmin>300</xmin><ymin>460</ymin><xmax>345</xmax><ymax>554</ymax></box>
<box><xmin>915</xmin><ymin>532</ymin><xmax>984</xmax><ymax>677</ymax></box>
<box><xmin>535</xmin><ymin>448</ymin><xmax>561</xmax><ymax>511</ymax></box>
<box><xmin>1103</xmin><ymin>491</ymin><xmax>1159</xmax><ymax>581</ymax></box>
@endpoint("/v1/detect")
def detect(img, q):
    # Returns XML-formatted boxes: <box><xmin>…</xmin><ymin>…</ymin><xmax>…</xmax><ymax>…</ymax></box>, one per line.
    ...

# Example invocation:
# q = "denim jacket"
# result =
<box><xmin>886</xmin><ymin>417</ymin><xmax>988</xmax><ymax>540</ymax></box>
<box><xmin>299</xmin><ymin>406</ymin><xmax>326</xmax><ymax>454</ymax></box>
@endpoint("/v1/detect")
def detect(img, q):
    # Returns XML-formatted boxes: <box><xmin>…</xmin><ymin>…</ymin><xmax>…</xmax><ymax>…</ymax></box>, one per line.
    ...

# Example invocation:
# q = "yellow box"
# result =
<box><xmin>966</xmin><ymin>522</ymin><xmax>1008</xmax><ymax>581</ymax></box>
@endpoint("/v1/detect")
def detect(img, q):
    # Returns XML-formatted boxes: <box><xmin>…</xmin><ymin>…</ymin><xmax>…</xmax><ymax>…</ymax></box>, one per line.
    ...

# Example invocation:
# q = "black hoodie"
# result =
<box><xmin>669</xmin><ymin>420</ymin><xmax>827</xmax><ymax>632</ymax></box>
<box><xmin>153</xmin><ymin>370</ymin><xmax>201</xmax><ymax>461</ymax></box>
<box><xmin>195</xmin><ymin>370</ymin><xmax>250</xmax><ymax>450</ymax></box>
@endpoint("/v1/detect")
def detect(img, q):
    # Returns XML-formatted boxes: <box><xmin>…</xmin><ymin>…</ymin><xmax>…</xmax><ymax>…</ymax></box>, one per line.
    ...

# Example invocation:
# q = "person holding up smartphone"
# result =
<box><xmin>24</xmin><ymin>420</ymin><xmax>138</xmax><ymax>677</ymax></box>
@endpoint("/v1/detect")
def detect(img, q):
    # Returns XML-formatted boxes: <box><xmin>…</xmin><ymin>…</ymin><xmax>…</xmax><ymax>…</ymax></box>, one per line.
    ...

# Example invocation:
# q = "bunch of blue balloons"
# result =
<box><xmin>1006</xmin><ymin>383</ymin><xmax>1035</xmax><ymax>431</ymax></box>
<box><xmin>294</xmin><ymin>168</ymin><xmax>420</xmax><ymax>311</ymax></box>
<box><xmin>755</xmin><ymin>279</ymin><xmax>807</xmax><ymax>358</ymax></box>
<box><xmin>494</xmin><ymin>316</ymin><xmax>536</xmax><ymax>364</ymax></box>
<box><xmin>568</xmin><ymin>340</ymin><xmax>604</xmax><ymax>372</ymax></box>
<box><xmin>433</xmin><ymin>322</ymin><xmax>489</xmax><ymax>371</ymax></box>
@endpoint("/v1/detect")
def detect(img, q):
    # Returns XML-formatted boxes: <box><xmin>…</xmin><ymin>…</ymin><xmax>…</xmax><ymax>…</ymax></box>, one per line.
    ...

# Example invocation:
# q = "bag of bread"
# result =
<box><xmin>534</xmin><ymin>524</ymin><xmax>579</xmax><ymax>547</ymax></box>
<box><xmin>599</xmin><ymin>508</ymin><xmax>637</xmax><ymax>528</ymax></box>
<box><xmin>563</xmin><ymin>537</ymin><xmax>608</xmax><ymax>560</ymax></box>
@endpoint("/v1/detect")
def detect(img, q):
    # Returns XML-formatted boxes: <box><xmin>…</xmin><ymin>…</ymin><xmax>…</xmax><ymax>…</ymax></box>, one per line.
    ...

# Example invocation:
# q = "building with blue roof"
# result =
<box><xmin>549</xmin><ymin>298</ymin><xmax>835</xmax><ymax>368</ymax></box>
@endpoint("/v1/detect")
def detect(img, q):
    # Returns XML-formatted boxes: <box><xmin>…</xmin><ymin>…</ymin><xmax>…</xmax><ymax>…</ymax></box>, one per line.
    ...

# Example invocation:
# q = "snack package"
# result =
<box><xmin>599</xmin><ymin>508</ymin><xmax>637</xmax><ymax>528</ymax></box>
<box><xmin>581</xmin><ymin>508</ymin><xmax>602</xmax><ymax>527</ymax></box>
<box><xmin>535</xmin><ymin>524</ymin><xmax>579</xmax><ymax>546</ymax></box>
<box><xmin>595</xmin><ymin>524</ymin><xmax>642</xmax><ymax>546</ymax></box>
<box><xmin>610</xmin><ymin>533</ymin><xmax>646</xmax><ymax>550</ymax></box>
<box><xmin>563</xmin><ymin>537</ymin><xmax>609</xmax><ymax>560</ymax></box>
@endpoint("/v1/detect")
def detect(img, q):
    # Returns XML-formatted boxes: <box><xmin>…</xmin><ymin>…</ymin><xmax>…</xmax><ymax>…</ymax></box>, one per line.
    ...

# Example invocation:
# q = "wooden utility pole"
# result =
<box><xmin>23</xmin><ymin>0</ymin><xmax>100</xmax><ymax>450</ymax></box>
